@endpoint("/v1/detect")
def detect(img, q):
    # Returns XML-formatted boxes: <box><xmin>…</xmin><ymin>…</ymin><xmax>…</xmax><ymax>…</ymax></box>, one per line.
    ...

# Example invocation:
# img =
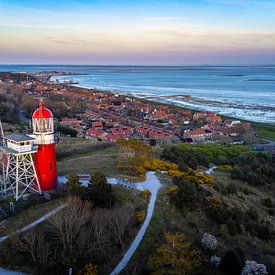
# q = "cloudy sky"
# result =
<box><xmin>1</xmin><ymin>0</ymin><xmax>275</xmax><ymax>64</ymax></box>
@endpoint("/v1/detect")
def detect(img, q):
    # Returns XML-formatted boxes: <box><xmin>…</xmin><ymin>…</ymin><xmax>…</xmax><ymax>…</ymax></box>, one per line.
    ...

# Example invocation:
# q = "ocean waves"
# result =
<box><xmin>49</xmin><ymin>66</ymin><xmax>275</xmax><ymax>124</ymax></box>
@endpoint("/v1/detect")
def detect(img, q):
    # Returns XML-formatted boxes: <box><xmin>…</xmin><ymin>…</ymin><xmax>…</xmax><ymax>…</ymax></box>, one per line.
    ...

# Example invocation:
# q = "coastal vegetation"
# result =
<box><xmin>0</xmin><ymin>173</ymin><xmax>147</xmax><ymax>274</ymax></box>
<box><xmin>231</xmin><ymin>152</ymin><xmax>275</xmax><ymax>188</ymax></box>
<box><xmin>252</xmin><ymin>122</ymin><xmax>275</xmax><ymax>141</ymax></box>
<box><xmin>124</xmin><ymin>144</ymin><xmax>275</xmax><ymax>274</ymax></box>
<box><xmin>0</xmin><ymin>73</ymin><xmax>275</xmax><ymax>274</ymax></box>
<box><xmin>161</xmin><ymin>144</ymin><xmax>248</xmax><ymax>169</ymax></box>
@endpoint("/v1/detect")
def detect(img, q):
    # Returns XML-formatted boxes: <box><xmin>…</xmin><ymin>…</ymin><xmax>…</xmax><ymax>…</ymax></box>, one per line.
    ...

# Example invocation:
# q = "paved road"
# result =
<box><xmin>110</xmin><ymin>171</ymin><xmax>161</xmax><ymax>275</ymax></box>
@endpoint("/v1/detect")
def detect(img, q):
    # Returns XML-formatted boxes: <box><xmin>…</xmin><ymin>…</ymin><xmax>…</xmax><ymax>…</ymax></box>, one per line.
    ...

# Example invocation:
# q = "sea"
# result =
<box><xmin>1</xmin><ymin>65</ymin><xmax>275</xmax><ymax>123</ymax></box>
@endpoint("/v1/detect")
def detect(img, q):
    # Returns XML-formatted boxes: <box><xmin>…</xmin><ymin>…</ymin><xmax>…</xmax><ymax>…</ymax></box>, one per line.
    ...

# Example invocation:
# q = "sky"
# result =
<box><xmin>1</xmin><ymin>0</ymin><xmax>275</xmax><ymax>65</ymax></box>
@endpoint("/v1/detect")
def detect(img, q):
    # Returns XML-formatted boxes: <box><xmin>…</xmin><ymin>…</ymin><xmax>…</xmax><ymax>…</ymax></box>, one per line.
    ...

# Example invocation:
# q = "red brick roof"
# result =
<box><xmin>187</xmin><ymin>128</ymin><xmax>207</xmax><ymax>136</ymax></box>
<box><xmin>86</xmin><ymin>128</ymin><xmax>105</xmax><ymax>138</ymax></box>
<box><xmin>148</xmin><ymin>129</ymin><xmax>170</xmax><ymax>139</ymax></box>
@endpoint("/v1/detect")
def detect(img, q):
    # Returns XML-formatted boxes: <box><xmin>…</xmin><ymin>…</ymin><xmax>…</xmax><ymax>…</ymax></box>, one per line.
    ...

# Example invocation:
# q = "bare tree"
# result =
<box><xmin>47</xmin><ymin>197</ymin><xmax>91</xmax><ymax>258</ymax></box>
<box><xmin>109</xmin><ymin>204</ymin><xmax>135</xmax><ymax>249</ymax></box>
<box><xmin>89</xmin><ymin>208</ymin><xmax>111</xmax><ymax>255</ymax></box>
<box><xmin>20</xmin><ymin>229</ymin><xmax>50</xmax><ymax>270</ymax></box>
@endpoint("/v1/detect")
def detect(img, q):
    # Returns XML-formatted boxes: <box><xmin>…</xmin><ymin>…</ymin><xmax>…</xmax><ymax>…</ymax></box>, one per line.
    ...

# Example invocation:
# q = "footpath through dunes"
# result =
<box><xmin>0</xmin><ymin>204</ymin><xmax>67</xmax><ymax>243</ymax></box>
<box><xmin>110</xmin><ymin>171</ymin><xmax>161</xmax><ymax>275</ymax></box>
<box><xmin>0</xmin><ymin>204</ymin><xmax>67</xmax><ymax>275</ymax></box>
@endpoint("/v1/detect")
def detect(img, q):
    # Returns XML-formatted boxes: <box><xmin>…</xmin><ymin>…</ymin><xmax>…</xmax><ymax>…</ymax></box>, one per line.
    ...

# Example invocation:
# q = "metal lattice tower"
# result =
<box><xmin>0</xmin><ymin>126</ymin><xmax>41</xmax><ymax>201</ymax></box>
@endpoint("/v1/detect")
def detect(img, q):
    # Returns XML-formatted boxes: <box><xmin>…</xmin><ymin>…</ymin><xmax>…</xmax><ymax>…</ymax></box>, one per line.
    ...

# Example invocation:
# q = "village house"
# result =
<box><xmin>92</xmin><ymin>121</ymin><xmax>104</xmax><ymax>130</ymax></box>
<box><xmin>86</xmin><ymin>128</ymin><xmax>106</xmax><ymax>141</ymax></box>
<box><xmin>145</xmin><ymin>110</ymin><xmax>168</xmax><ymax>121</ymax></box>
<box><xmin>60</xmin><ymin>118</ymin><xmax>86</xmax><ymax>131</ymax></box>
<box><xmin>135</xmin><ymin>125</ymin><xmax>152</xmax><ymax>137</ymax></box>
<box><xmin>103</xmin><ymin>133</ymin><xmax>124</xmax><ymax>143</ymax></box>
<box><xmin>110</xmin><ymin>126</ymin><xmax>133</xmax><ymax>138</ymax></box>
<box><xmin>184</xmin><ymin>128</ymin><xmax>212</xmax><ymax>142</ymax></box>
<box><xmin>147</xmin><ymin>129</ymin><xmax>171</xmax><ymax>139</ymax></box>
<box><xmin>84</xmin><ymin>109</ymin><xmax>101</xmax><ymax>120</ymax></box>
<box><xmin>215</xmin><ymin>122</ymin><xmax>252</xmax><ymax>139</ymax></box>
<box><xmin>205</xmin><ymin>113</ymin><xmax>222</xmax><ymax>124</ymax></box>
<box><xmin>224</xmin><ymin>120</ymin><xmax>242</xmax><ymax>127</ymax></box>
<box><xmin>60</xmin><ymin>117</ymin><xmax>87</xmax><ymax>137</ymax></box>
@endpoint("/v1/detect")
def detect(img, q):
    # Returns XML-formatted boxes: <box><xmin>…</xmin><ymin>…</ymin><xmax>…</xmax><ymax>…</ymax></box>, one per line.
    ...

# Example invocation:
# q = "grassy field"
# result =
<box><xmin>56</xmin><ymin>137</ymin><xmax>122</xmax><ymax>176</ymax></box>
<box><xmin>0</xmin><ymin>198</ymin><xmax>64</xmax><ymax>237</ymax></box>
<box><xmin>252</xmin><ymin>122</ymin><xmax>275</xmax><ymax>141</ymax></box>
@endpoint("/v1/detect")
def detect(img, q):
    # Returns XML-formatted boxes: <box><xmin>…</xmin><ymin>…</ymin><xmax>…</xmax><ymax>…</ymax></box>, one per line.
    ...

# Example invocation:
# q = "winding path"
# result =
<box><xmin>110</xmin><ymin>171</ymin><xmax>161</xmax><ymax>275</ymax></box>
<box><xmin>0</xmin><ymin>204</ymin><xmax>66</xmax><ymax>274</ymax></box>
<box><xmin>0</xmin><ymin>204</ymin><xmax>67</xmax><ymax>244</ymax></box>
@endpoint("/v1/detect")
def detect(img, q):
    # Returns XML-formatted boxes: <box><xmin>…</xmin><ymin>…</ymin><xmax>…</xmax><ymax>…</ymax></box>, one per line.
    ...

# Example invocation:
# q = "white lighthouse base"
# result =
<box><xmin>0</xmin><ymin>151</ymin><xmax>42</xmax><ymax>201</ymax></box>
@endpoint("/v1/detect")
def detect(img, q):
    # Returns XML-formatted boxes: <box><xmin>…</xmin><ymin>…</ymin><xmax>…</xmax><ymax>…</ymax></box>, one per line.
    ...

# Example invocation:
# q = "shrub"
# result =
<box><xmin>135</xmin><ymin>210</ymin><xmax>146</xmax><ymax>223</ymax></box>
<box><xmin>216</xmin><ymin>164</ymin><xmax>233</xmax><ymax>172</ymax></box>
<box><xmin>78</xmin><ymin>263</ymin><xmax>98</xmax><ymax>275</ymax></box>
<box><xmin>244</xmin><ymin>209</ymin><xmax>272</xmax><ymax>240</ymax></box>
<box><xmin>261</xmin><ymin>198</ymin><xmax>273</xmax><ymax>208</ymax></box>
<box><xmin>268</xmin><ymin>209</ymin><xmax>274</xmax><ymax>216</ymax></box>
<box><xmin>56</xmin><ymin>123</ymin><xmax>77</xmax><ymax>137</ymax></box>
<box><xmin>231</xmin><ymin>152</ymin><xmax>275</xmax><ymax>188</ymax></box>
<box><xmin>210</xmin><ymin>255</ymin><xmax>221</xmax><ymax>268</ymax></box>
<box><xmin>225</xmin><ymin>183</ymin><xmax>238</xmax><ymax>195</ymax></box>
<box><xmin>220</xmin><ymin>249</ymin><xmax>244</xmax><ymax>275</ymax></box>
<box><xmin>169</xmin><ymin>178</ymin><xmax>201</xmax><ymax>209</ymax></box>
<box><xmin>245</xmin><ymin>208</ymin><xmax>259</xmax><ymax>221</ymax></box>
<box><xmin>241</xmin><ymin>260</ymin><xmax>268</xmax><ymax>275</ymax></box>
<box><xmin>141</xmin><ymin>189</ymin><xmax>151</xmax><ymax>200</ymax></box>
<box><xmin>161</xmin><ymin>144</ymin><xmax>248</xmax><ymax>170</ymax></box>
<box><xmin>207</xmin><ymin>197</ymin><xmax>221</xmax><ymax>209</ymax></box>
<box><xmin>254</xmin><ymin>222</ymin><xmax>272</xmax><ymax>240</ymax></box>
<box><xmin>201</xmin><ymin>233</ymin><xmax>217</xmax><ymax>251</ymax></box>
<box><xmin>143</xmin><ymin>159</ymin><xmax>178</xmax><ymax>171</ymax></box>
<box><xmin>219</xmin><ymin>224</ymin><xmax>229</xmax><ymax>238</ymax></box>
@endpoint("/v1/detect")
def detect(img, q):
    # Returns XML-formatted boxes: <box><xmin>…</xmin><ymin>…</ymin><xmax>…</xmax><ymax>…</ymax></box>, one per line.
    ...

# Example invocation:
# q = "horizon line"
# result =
<box><xmin>1</xmin><ymin>63</ymin><xmax>275</xmax><ymax>67</ymax></box>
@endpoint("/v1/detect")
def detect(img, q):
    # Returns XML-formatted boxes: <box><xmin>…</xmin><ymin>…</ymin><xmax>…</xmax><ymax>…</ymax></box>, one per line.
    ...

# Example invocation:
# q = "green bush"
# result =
<box><xmin>225</xmin><ymin>183</ymin><xmax>238</xmax><ymax>195</ymax></box>
<box><xmin>231</xmin><ymin>152</ymin><xmax>275</xmax><ymax>188</ymax></box>
<box><xmin>169</xmin><ymin>177</ymin><xmax>201</xmax><ymax>209</ymax></box>
<box><xmin>220</xmin><ymin>249</ymin><xmax>245</xmax><ymax>275</ymax></box>
<box><xmin>261</xmin><ymin>198</ymin><xmax>273</xmax><ymax>208</ymax></box>
<box><xmin>219</xmin><ymin>224</ymin><xmax>229</xmax><ymax>238</ymax></box>
<box><xmin>161</xmin><ymin>144</ymin><xmax>248</xmax><ymax>169</ymax></box>
<box><xmin>56</xmin><ymin>123</ymin><xmax>77</xmax><ymax>137</ymax></box>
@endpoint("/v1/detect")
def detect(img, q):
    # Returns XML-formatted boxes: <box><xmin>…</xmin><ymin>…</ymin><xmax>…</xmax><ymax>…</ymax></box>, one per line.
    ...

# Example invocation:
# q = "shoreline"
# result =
<box><xmin>70</xmin><ymin>82</ymin><xmax>275</xmax><ymax>125</ymax></box>
<box><xmin>62</xmin><ymin>83</ymin><xmax>275</xmax><ymax>141</ymax></box>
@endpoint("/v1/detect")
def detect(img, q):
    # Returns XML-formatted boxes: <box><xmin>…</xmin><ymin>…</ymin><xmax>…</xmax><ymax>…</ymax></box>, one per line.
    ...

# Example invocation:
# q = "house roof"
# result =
<box><xmin>187</xmin><ymin>128</ymin><xmax>207</xmax><ymax>136</ymax></box>
<box><xmin>4</xmin><ymin>133</ymin><xmax>35</xmax><ymax>142</ymax></box>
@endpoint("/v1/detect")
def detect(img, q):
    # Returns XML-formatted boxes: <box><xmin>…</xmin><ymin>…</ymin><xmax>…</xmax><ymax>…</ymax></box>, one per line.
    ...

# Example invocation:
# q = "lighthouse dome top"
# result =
<box><xmin>32</xmin><ymin>101</ymin><xmax>53</xmax><ymax>119</ymax></box>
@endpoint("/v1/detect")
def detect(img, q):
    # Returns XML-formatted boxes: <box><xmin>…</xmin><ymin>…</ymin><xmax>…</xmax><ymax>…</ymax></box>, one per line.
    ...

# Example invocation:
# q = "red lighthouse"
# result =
<box><xmin>32</xmin><ymin>101</ymin><xmax>57</xmax><ymax>191</ymax></box>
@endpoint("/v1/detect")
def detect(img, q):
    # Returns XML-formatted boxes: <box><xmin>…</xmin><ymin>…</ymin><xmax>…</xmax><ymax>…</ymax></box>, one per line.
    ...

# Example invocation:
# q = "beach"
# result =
<box><xmin>1</xmin><ymin>65</ymin><xmax>275</xmax><ymax>123</ymax></box>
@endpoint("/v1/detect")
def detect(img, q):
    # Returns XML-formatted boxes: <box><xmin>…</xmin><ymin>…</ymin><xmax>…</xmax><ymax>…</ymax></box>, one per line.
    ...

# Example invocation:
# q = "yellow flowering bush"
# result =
<box><xmin>166</xmin><ymin>186</ymin><xmax>179</xmax><ymax>196</ymax></box>
<box><xmin>167</xmin><ymin>169</ymin><xmax>185</xmax><ymax>177</ymax></box>
<box><xmin>143</xmin><ymin>159</ymin><xmax>178</xmax><ymax>171</ymax></box>
<box><xmin>216</xmin><ymin>164</ymin><xmax>233</xmax><ymax>172</ymax></box>
<box><xmin>141</xmin><ymin>189</ymin><xmax>151</xmax><ymax>200</ymax></box>
<box><xmin>135</xmin><ymin>209</ymin><xmax>146</xmax><ymax>223</ymax></box>
<box><xmin>78</xmin><ymin>263</ymin><xmax>97</xmax><ymax>275</ymax></box>
<box><xmin>207</xmin><ymin>197</ymin><xmax>221</xmax><ymax>208</ymax></box>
